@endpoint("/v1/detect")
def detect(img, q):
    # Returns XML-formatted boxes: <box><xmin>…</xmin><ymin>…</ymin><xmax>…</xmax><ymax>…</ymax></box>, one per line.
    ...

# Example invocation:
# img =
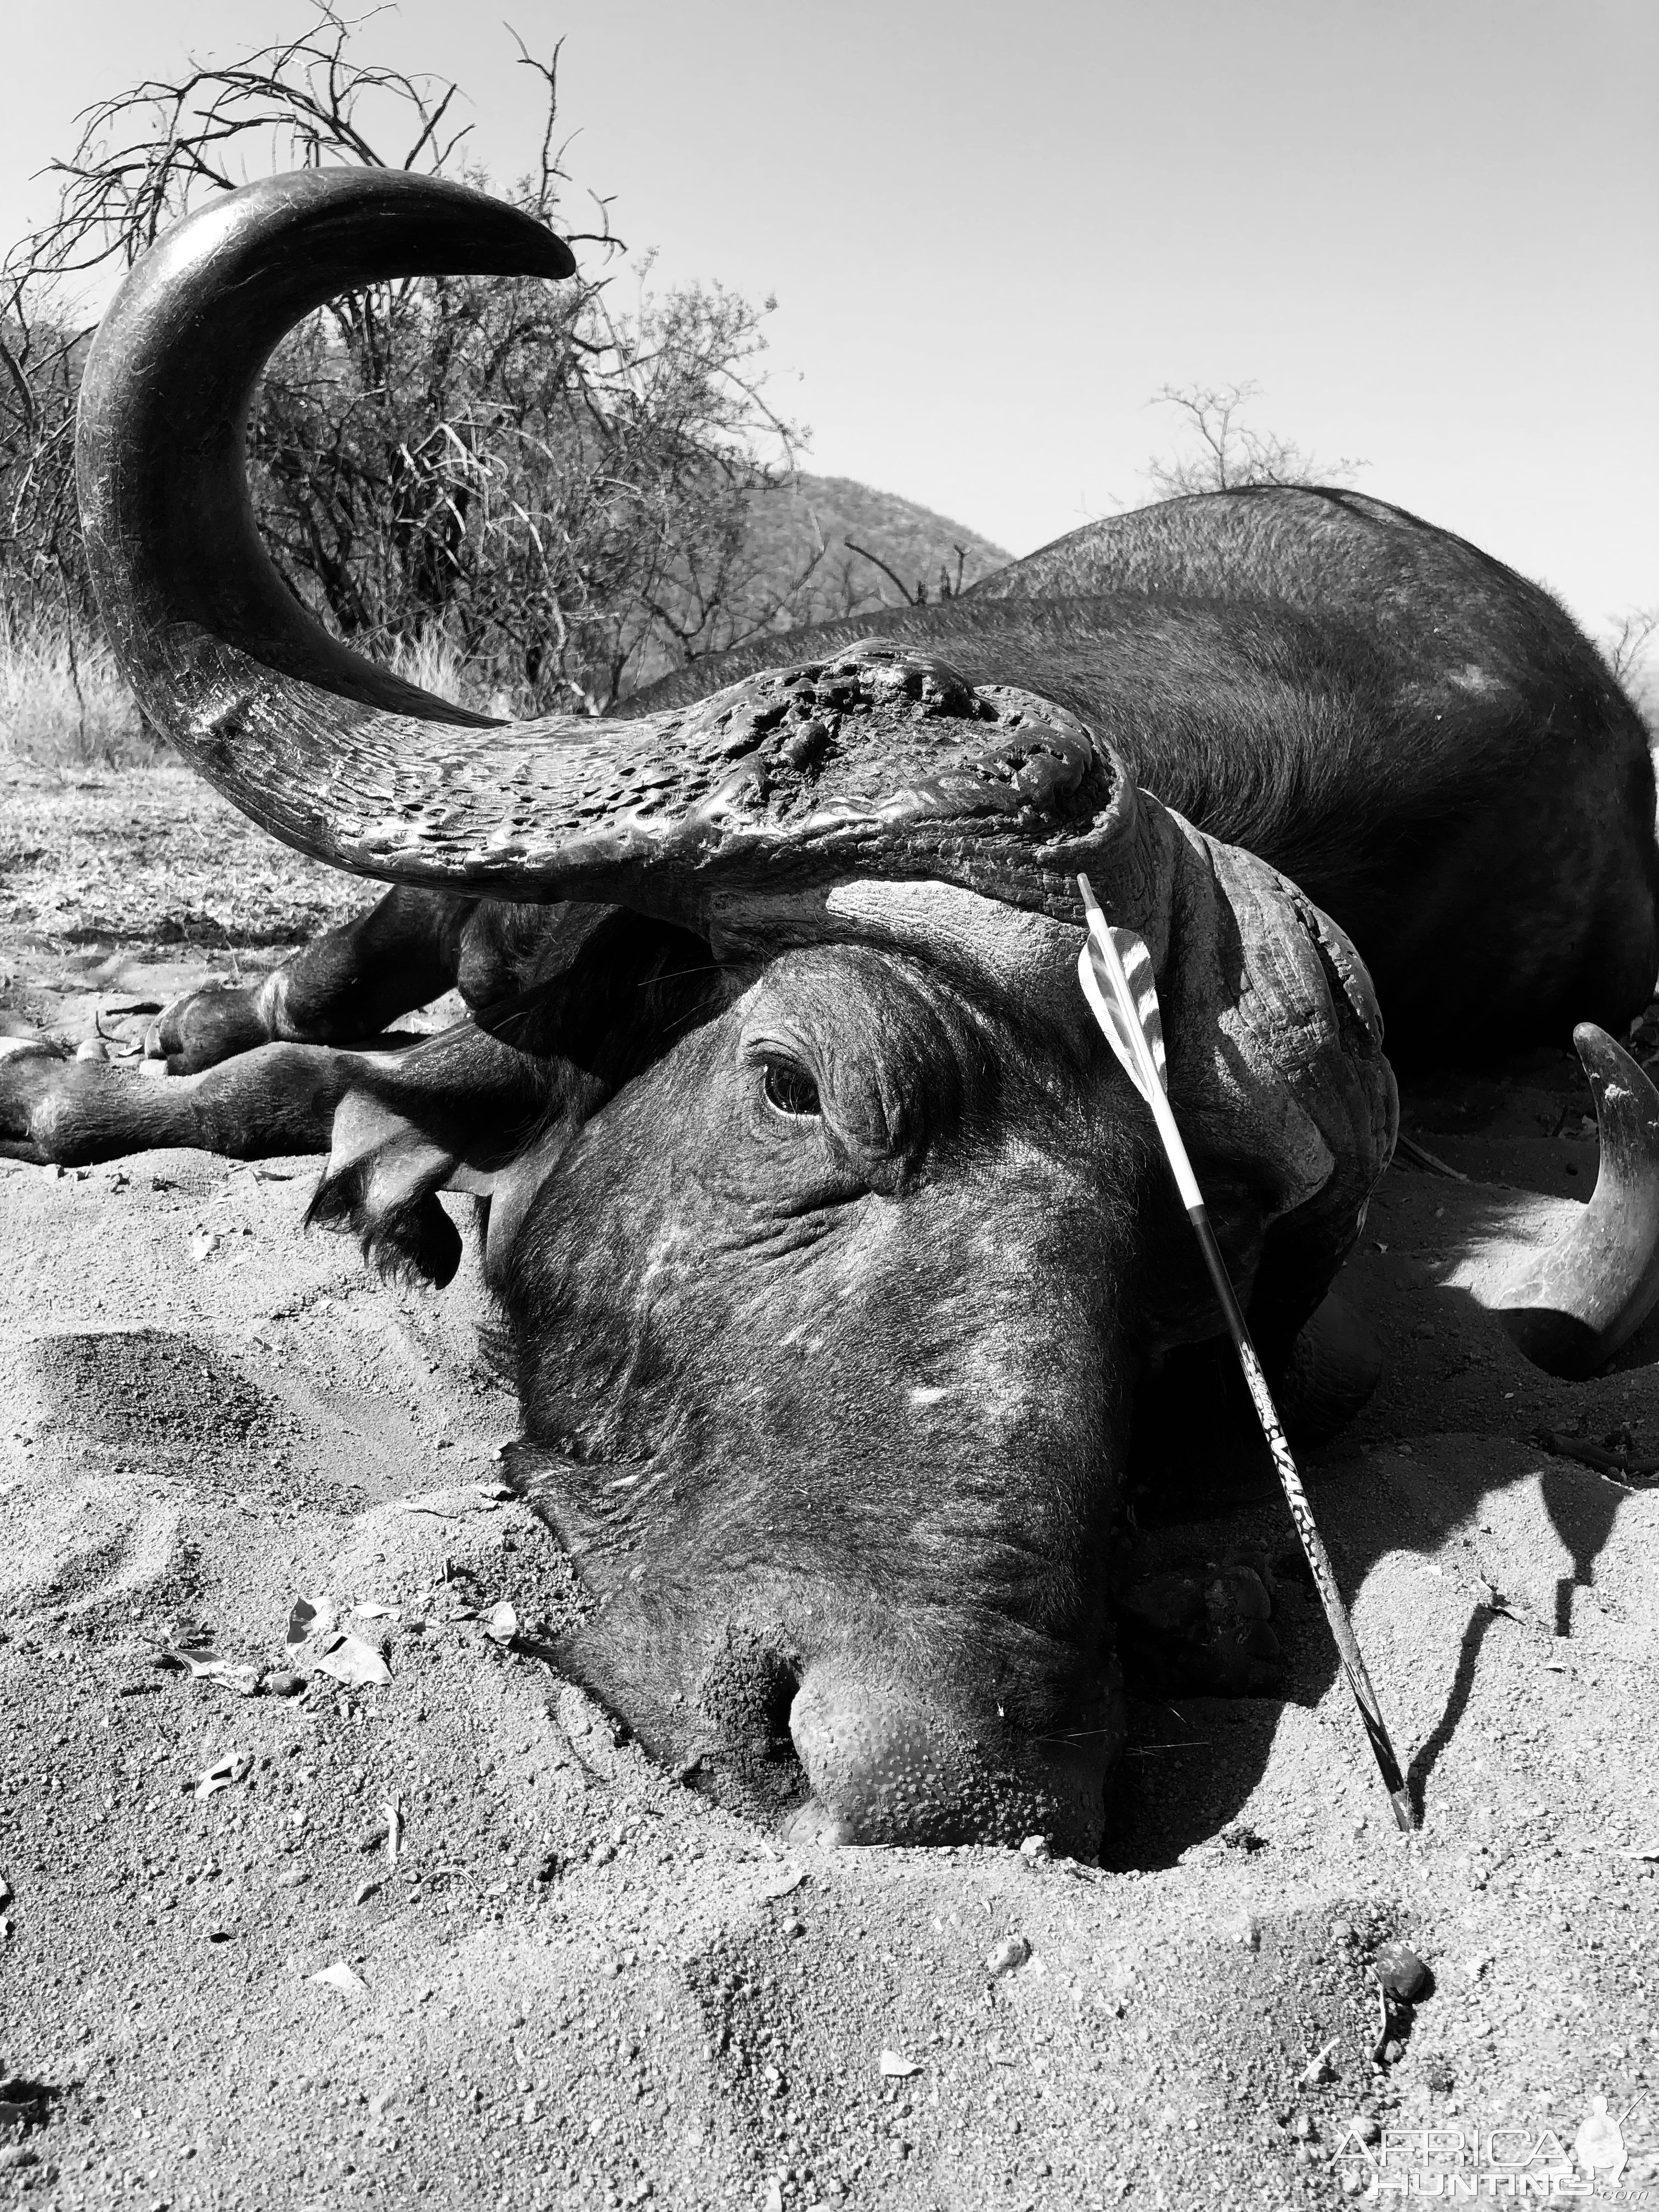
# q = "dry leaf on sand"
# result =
<box><xmin>314</xmin><ymin>1635</ymin><xmax>391</xmax><ymax>1689</ymax></box>
<box><xmin>309</xmin><ymin>1960</ymin><xmax>366</xmax><ymax>1996</ymax></box>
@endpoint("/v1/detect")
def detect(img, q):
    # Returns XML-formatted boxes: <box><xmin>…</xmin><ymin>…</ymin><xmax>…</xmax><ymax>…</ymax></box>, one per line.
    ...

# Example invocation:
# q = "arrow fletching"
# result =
<box><xmin>1079</xmin><ymin>924</ymin><xmax>1167</xmax><ymax>1115</ymax></box>
<box><xmin>1075</xmin><ymin>885</ymin><xmax>1166</xmax><ymax>1109</ymax></box>
<box><xmin>1076</xmin><ymin>877</ymin><xmax>1204</xmax><ymax>1212</ymax></box>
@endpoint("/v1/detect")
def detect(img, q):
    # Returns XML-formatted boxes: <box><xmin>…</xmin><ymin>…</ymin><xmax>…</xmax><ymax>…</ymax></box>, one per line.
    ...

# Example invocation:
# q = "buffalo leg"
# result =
<box><xmin>2</xmin><ymin>1023</ymin><xmax>555</xmax><ymax>1288</ymax></box>
<box><xmin>0</xmin><ymin>1040</ymin><xmax>370</xmax><ymax>1165</ymax></box>
<box><xmin>146</xmin><ymin>887</ymin><xmax>477</xmax><ymax>1072</ymax></box>
<box><xmin>2</xmin><ymin>1013</ymin><xmax>553</xmax><ymax>1171</ymax></box>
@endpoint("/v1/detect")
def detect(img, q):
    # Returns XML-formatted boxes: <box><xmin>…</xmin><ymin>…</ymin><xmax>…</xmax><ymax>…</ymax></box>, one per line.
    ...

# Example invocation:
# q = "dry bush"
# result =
<box><xmin>0</xmin><ymin>603</ymin><xmax>519</xmax><ymax>769</ymax></box>
<box><xmin>1603</xmin><ymin>609</ymin><xmax>1658</xmax><ymax>736</ymax></box>
<box><xmin>1143</xmin><ymin>382</ymin><xmax>1364</xmax><ymax>496</ymax></box>
<box><xmin>0</xmin><ymin>7</ymin><xmax>817</xmax><ymax>737</ymax></box>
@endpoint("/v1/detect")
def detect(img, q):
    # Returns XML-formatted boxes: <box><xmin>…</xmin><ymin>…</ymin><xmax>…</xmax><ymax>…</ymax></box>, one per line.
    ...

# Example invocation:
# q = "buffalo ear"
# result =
<box><xmin>308</xmin><ymin>1091</ymin><xmax>466</xmax><ymax>1288</ymax></box>
<box><xmin>307</xmin><ymin>1085</ymin><xmax>575</xmax><ymax>1292</ymax></box>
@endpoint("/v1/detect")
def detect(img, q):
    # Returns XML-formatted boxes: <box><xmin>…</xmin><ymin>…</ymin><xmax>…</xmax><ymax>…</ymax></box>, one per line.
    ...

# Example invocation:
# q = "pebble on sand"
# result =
<box><xmin>1299</xmin><ymin>2040</ymin><xmax>1339</xmax><ymax>2088</ymax></box>
<box><xmin>1374</xmin><ymin>1940</ymin><xmax>1429</xmax><ymax>2001</ymax></box>
<box><xmin>879</xmin><ymin>2050</ymin><xmax>923</xmax><ymax>2078</ymax></box>
<box><xmin>985</xmin><ymin>1934</ymin><xmax>1031</xmax><ymax>1976</ymax></box>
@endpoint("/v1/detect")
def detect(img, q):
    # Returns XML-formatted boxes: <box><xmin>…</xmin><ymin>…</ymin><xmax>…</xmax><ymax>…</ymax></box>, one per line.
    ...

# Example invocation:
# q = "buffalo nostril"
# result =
<box><xmin>758</xmin><ymin>1654</ymin><xmax>802</xmax><ymax>1744</ymax></box>
<box><xmin>686</xmin><ymin>1632</ymin><xmax>806</xmax><ymax>1820</ymax></box>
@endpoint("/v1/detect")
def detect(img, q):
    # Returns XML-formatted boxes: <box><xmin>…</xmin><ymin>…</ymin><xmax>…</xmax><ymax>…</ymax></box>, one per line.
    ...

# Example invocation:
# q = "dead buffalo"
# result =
<box><xmin>6</xmin><ymin>168</ymin><xmax>1659</xmax><ymax>1854</ymax></box>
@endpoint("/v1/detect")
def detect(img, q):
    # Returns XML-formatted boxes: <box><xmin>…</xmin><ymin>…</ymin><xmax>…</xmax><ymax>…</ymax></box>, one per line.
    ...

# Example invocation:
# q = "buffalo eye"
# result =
<box><xmin>761</xmin><ymin>1057</ymin><xmax>821</xmax><ymax>1119</ymax></box>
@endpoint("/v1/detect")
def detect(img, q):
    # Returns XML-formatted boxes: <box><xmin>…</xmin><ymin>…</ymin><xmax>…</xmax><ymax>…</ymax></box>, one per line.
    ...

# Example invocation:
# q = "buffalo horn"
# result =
<box><xmin>1488</xmin><ymin>1024</ymin><xmax>1659</xmax><ymax>1378</ymax></box>
<box><xmin>76</xmin><ymin>169</ymin><xmax>1129</xmax><ymax>924</ymax></box>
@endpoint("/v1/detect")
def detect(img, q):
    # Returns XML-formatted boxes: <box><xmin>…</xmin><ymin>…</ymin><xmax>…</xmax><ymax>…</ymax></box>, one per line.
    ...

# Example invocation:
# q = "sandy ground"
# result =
<box><xmin>2</xmin><ymin>760</ymin><xmax>1657</xmax><ymax>2211</ymax></box>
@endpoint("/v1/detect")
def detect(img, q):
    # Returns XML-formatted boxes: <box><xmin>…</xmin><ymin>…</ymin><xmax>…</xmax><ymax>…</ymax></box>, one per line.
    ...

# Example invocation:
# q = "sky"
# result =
<box><xmin>4</xmin><ymin>0</ymin><xmax>1656</xmax><ymax>633</ymax></box>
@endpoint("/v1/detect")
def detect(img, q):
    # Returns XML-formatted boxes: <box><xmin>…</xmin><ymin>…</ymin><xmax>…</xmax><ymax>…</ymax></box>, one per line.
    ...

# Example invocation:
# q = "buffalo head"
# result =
<box><xmin>76</xmin><ymin>171</ymin><xmax>1647</xmax><ymax>1853</ymax></box>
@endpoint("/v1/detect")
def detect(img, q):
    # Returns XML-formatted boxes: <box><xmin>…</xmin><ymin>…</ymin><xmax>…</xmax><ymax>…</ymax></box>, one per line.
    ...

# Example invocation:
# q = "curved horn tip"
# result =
<box><xmin>74</xmin><ymin>162</ymin><xmax>577</xmax><ymax>760</ymax></box>
<box><xmin>108</xmin><ymin>167</ymin><xmax>577</xmax><ymax>319</ymax></box>
<box><xmin>290</xmin><ymin>166</ymin><xmax>579</xmax><ymax>281</ymax></box>
<box><xmin>1493</xmin><ymin>1022</ymin><xmax>1659</xmax><ymax>1379</ymax></box>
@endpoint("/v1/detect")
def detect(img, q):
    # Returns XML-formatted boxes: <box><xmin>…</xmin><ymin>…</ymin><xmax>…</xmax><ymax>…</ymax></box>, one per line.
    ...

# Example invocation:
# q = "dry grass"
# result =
<box><xmin>0</xmin><ymin>609</ymin><xmax>515</xmax><ymax>773</ymax></box>
<box><xmin>0</xmin><ymin>605</ymin><xmax>160</xmax><ymax>768</ymax></box>
<box><xmin>380</xmin><ymin>624</ymin><xmax>518</xmax><ymax>718</ymax></box>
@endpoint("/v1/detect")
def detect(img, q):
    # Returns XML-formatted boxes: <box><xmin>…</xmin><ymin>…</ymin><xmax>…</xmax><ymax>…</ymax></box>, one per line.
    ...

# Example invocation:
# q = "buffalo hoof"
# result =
<box><xmin>1112</xmin><ymin>1545</ymin><xmax>1283</xmax><ymax>1697</ymax></box>
<box><xmin>783</xmin><ymin>1668</ymin><xmax>1121</xmax><ymax>1856</ymax></box>
<box><xmin>146</xmin><ymin>980</ymin><xmax>269</xmax><ymax>1074</ymax></box>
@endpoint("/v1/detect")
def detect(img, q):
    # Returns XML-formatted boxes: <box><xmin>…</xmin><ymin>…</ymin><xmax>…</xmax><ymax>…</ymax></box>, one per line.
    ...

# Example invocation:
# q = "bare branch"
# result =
<box><xmin>843</xmin><ymin>539</ymin><xmax>920</xmax><ymax>606</ymax></box>
<box><xmin>1603</xmin><ymin>610</ymin><xmax>1658</xmax><ymax>726</ymax></box>
<box><xmin>1604</xmin><ymin>607</ymin><xmax>1658</xmax><ymax>685</ymax></box>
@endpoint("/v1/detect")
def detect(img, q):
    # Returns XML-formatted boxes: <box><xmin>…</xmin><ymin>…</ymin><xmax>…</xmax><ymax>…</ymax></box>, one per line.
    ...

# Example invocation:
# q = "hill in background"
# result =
<box><xmin>737</xmin><ymin>472</ymin><xmax>1013</xmax><ymax>631</ymax></box>
<box><xmin>1</xmin><ymin>468</ymin><xmax>1018</xmax><ymax>764</ymax></box>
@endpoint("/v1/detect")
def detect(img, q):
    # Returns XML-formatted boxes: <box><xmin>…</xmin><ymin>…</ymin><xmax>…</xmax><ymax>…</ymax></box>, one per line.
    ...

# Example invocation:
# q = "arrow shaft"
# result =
<box><xmin>1183</xmin><ymin>1197</ymin><xmax>1414</xmax><ymax>1832</ymax></box>
<box><xmin>1075</xmin><ymin>872</ymin><xmax>1414</xmax><ymax>1833</ymax></box>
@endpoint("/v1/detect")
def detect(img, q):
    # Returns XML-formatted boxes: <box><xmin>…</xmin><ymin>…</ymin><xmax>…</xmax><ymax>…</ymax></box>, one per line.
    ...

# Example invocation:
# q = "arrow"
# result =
<box><xmin>1076</xmin><ymin>872</ymin><xmax>1414</xmax><ymax>1833</ymax></box>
